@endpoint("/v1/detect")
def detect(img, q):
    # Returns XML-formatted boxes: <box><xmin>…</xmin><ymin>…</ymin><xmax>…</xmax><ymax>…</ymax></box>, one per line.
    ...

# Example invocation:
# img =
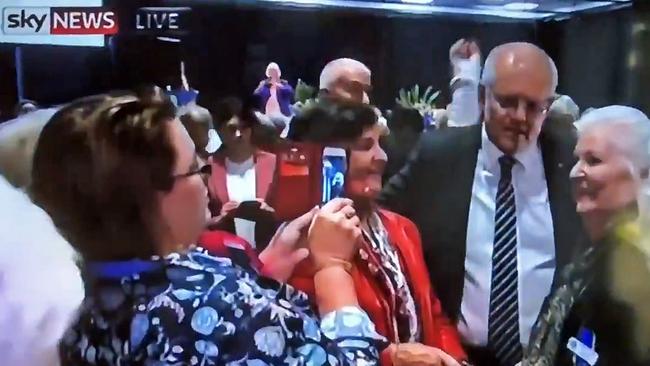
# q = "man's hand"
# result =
<box><xmin>221</xmin><ymin>201</ymin><xmax>240</xmax><ymax>217</ymax></box>
<box><xmin>449</xmin><ymin>38</ymin><xmax>481</xmax><ymax>79</ymax></box>
<box><xmin>206</xmin><ymin>201</ymin><xmax>240</xmax><ymax>229</ymax></box>
<box><xmin>387</xmin><ymin>343</ymin><xmax>461</xmax><ymax>366</ymax></box>
<box><xmin>258</xmin><ymin>207</ymin><xmax>317</xmax><ymax>282</ymax></box>
<box><xmin>450</xmin><ymin>38</ymin><xmax>471</xmax><ymax>65</ymax></box>
<box><xmin>256</xmin><ymin>199</ymin><xmax>276</xmax><ymax>214</ymax></box>
<box><xmin>450</xmin><ymin>39</ymin><xmax>481</xmax><ymax>64</ymax></box>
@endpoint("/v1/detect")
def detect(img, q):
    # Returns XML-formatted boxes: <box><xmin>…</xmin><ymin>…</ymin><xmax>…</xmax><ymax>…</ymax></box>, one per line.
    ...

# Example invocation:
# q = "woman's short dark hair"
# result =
<box><xmin>31</xmin><ymin>94</ymin><xmax>177</xmax><ymax>261</ymax></box>
<box><xmin>207</xmin><ymin>96</ymin><xmax>259</xmax><ymax>130</ymax></box>
<box><xmin>389</xmin><ymin>105</ymin><xmax>424</xmax><ymax>134</ymax></box>
<box><xmin>288</xmin><ymin>100</ymin><xmax>378</xmax><ymax>144</ymax></box>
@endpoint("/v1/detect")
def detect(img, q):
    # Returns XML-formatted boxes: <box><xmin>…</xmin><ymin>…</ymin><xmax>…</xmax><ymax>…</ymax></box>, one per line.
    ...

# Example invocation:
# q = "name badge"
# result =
<box><xmin>567</xmin><ymin>329</ymin><xmax>599</xmax><ymax>366</ymax></box>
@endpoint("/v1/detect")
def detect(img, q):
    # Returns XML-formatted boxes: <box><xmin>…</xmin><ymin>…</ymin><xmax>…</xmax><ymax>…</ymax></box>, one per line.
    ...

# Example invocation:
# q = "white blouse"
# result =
<box><xmin>225</xmin><ymin>156</ymin><xmax>257</xmax><ymax>247</ymax></box>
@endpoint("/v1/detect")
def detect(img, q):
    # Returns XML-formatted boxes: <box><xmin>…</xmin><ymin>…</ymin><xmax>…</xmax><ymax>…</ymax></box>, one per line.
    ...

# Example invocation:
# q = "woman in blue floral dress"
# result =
<box><xmin>30</xmin><ymin>92</ymin><xmax>386</xmax><ymax>365</ymax></box>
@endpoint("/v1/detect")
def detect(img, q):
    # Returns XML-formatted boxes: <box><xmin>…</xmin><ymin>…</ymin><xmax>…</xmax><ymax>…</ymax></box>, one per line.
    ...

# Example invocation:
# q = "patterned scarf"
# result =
<box><xmin>523</xmin><ymin>241</ymin><xmax>603</xmax><ymax>366</ymax></box>
<box><xmin>524</xmin><ymin>217</ymin><xmax>639</xmax><ymax>365</ymax></box>
<box><xmin>361</xmin><ymin>211</ymin><xmax>421</xmax><ymax>343</ymax></box>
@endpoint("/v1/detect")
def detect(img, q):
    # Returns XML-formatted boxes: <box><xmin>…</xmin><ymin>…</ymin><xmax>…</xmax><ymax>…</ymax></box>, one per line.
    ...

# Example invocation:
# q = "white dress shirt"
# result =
<box><xmin>225</xmin><ymin>156</ymin><xmax>258</xmax><ymax>247</ymax></box>
<box><xmin>0</xmin><ymin>175</ymin><xmax>84</xmax><ymax>366</ymax></box>
<box><xmin>447</xmin><ymin>56</ymin><xmax>482</xmax><ymax>127</ymax></box>
<box><xmin>458</xmin><ymin>125</ymin><xmax>556</xmax><ymax>348</ymax></box>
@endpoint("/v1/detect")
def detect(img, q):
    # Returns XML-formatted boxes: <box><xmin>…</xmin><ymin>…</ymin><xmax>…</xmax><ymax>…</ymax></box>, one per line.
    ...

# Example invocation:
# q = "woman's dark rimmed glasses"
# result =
<box><xmin>172</xmin><ymin>164</ymin><xmax>212</xmax><ymax>180</ymax></box>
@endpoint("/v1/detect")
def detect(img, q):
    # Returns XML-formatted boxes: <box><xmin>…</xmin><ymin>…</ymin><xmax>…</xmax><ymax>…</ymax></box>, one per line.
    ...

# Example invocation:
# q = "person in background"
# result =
<box><xmin>526</xmin><ymin>106</ymin><xmax>650</xmax><ymax>366</ymax></box>
<box><xmin>205</xmin><ymin>97</ymin><xmax>278</xmax><ymax>249</ymax></box>
<box><xmin>289</xmin><ymin>101</ymin><xmax>467</xmax><ymax>366</ymax></box>
<box><xmin>447</xmin><ymin>38</ymin><xmax>482</xmax><ymax>127</ymax></box>
<box><xmin>254</xmin><ymin>62</ymin><xmax>295</xmax><ymax>118</ymax></box>
<box><xmin>382</xmin><ymin>105</ymin><xmax>425</xmax><ymax>183</ymax></box>
<box><xmin>31</xmin><ymin>92</ymin><xmax>387</xmax><ymax>365</ymax></box>
<box><xmin>0</xmin><ymin>105</ymin><xmax>84</xmax><ymax>366</ymax></box>
<box><xmin>252</xmin><ymin>62</ymin><xmax>295</xmax><ymax>140</ymax></box>
<box><xmin>319</xmin><ymin>58</ymin><xmax>372</xmax><ymax>104</ymax></box>
<box><xmin>380</xmin><ymin>43</ymin><xmax>582</xmax><ymax>366</ymax></box>
<box><xmin>287</xmin><ymin>58</ymin><xmax>372</xmax><ymax>143</ymax></box>
<box><xmin>547</xmin><ymin>94</ymin><xmax>580</xmax><ymax>125</ymax></box>
<box><xmin>253</xmin><ymin>110</ymin><xmax>288</xmax><ymax>149</ymax></box>
<box><xmin>179</xmin><ymin>104</ymin><xmax>214</xmax><ymax>161</ymax></box>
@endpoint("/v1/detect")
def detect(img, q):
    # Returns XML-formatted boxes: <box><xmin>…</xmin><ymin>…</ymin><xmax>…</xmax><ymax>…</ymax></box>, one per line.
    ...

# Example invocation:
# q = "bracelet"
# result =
<box><xmin>316</xmin><ymin>258</ymin><xmax>353</xmax><ymax>274</ymax></box>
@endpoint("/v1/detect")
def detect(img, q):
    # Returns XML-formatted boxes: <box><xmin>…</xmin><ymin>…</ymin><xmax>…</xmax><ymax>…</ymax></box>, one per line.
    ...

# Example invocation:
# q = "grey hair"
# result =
<box><xmin>265</xmin><ymin>62</ymin><xmax>281</xmax><ymax>78</ymax></box>
<box><xmin>480</xmin><ymin>43</ymin><xmax>558</xmax><ymax>92</ymax></box>
<box><xmin>0</xmin><ymin>108</ymin><xmax>58</xmax><ymax>188</ymax></box>
<box><xmin>575</xmin><ymin>105</ymin><xmax>650</xmax><ymax>175</ymax></box>
<box><xmin>319</xmin><ymin>58</ymin><xmax>371</xmax><ymax>90</ymax></box>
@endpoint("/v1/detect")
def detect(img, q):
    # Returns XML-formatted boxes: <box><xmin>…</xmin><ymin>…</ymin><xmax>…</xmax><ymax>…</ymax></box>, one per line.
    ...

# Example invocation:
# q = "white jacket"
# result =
<box><xmin>0</xmin><ymin>175</ymin><xmax>84</xmax><ymax>366</ymax></box>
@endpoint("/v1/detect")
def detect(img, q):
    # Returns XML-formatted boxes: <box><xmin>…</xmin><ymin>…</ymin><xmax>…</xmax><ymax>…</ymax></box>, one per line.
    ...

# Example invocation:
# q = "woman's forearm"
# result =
<box><xmin>314</xmin><ymin>266</ymin><xmax>358</xmax><ymax>316</ymax></box>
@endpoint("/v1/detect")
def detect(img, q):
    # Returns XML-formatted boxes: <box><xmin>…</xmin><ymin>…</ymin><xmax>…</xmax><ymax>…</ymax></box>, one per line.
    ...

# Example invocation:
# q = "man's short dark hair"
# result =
<box><xmin>389</xmin><ymin>105</ymin><xmax>424</xmax><ymax>134</ymax></box>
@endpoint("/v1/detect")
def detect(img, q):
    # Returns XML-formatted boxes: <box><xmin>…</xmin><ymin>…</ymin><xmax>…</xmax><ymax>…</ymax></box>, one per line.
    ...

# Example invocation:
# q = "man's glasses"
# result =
<box><xmin>491</xmin><ymin>91</ymin><xmax>553</xmax><ymax>119</ymax></box>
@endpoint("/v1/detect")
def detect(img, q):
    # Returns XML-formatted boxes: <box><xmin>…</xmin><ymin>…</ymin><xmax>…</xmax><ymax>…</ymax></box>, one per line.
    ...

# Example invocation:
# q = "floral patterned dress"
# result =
<box><xmin>60</xmin><ymin>247</ymin><xmax>386</xmax><ymax>365</ymax></box>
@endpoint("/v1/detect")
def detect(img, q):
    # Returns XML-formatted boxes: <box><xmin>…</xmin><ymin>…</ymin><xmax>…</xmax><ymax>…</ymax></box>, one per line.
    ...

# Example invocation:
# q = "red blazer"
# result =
<box><xmin>207</xmin><ymin>149</ymin><xmax>277</xmax><ymax>207</ymax></box>
<box><xmin>289</xmin><ymin>209</ymin><xmax>467</xmax><ymax>365</ymax></box>
<box><xmin>206</xmin><ymin>149</ymin><xmax>279</xmax><ymax>247</ymax></box>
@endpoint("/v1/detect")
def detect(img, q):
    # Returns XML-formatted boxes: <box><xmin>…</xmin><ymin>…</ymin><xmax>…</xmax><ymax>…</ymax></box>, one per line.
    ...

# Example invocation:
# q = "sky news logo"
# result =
<box><xmin>2</xmin><ymin>7</ymin><xmax>118</xmax><ymax>35</ymax></box>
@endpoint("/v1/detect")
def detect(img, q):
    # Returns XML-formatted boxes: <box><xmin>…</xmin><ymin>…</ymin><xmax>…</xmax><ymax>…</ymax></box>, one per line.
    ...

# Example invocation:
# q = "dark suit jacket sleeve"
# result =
<box><xmin>399</xmin><ymin>215</ymin><xmax>467</xmax><ymax>361</ymax></box>
<box><xmin>378</xmin><ymin>136</ymin><xmax>426</xmax><ymax>217</ymax></box>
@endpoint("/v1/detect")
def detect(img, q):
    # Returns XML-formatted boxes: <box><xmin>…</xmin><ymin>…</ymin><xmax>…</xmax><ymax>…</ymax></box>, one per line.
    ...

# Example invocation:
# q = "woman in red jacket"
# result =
<box><xmin>288</xmin><ymin>101</ymin><xmax>467</xmax><ymax>366</ymax></box>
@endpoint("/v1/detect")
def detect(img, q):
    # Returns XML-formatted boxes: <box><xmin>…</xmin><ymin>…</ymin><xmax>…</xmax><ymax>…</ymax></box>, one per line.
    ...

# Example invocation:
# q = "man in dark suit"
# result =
<box><xmin>379</xmin><ymin>42</ymin><xmax>583</xmax><ymax>366</ymax></box>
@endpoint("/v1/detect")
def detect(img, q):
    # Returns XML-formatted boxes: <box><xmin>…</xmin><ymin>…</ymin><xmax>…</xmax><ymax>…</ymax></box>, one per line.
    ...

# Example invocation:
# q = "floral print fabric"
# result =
<box><xmin>60</xmin><ymin>247</ymin><xmax>386</xmax><ymax>365</ymax></box>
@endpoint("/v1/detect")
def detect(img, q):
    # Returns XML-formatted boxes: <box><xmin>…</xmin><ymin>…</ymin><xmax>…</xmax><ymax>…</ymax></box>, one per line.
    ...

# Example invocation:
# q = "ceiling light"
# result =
<box><xmin>401</xmin><ymin>0</ymin><xmax>435</xmax><ymax>4</ymax></box>
<box><xmin>503</xmin><ymin>2</ymin><xmax>539</xmax><ymax>11</ymax></box>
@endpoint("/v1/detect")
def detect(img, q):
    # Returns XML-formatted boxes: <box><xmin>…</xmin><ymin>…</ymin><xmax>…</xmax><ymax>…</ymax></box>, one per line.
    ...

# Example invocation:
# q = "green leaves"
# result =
<box><xmin>395</xmin><ymin>84</ymin><xmax>440</xmax><ymax>117</ymax></box>
<box><xmin>294</xmin><ymin>79</ymin><xmax>316</xmax><ymax>104</ymax></box>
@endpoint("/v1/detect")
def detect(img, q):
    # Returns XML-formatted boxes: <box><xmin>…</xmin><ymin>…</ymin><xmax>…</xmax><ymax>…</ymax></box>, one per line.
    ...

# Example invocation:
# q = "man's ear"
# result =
<box><xmin>318</xmin><ymin>89</ymin><xmax>330</xmax><ymax>98</ymax></box>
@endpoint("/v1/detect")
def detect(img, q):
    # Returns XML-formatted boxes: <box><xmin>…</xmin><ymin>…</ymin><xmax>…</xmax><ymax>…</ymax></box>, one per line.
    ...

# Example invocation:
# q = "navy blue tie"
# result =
<box><xmin>488</xmin><ymin>155</ymin><xmax>522</xmax><ymax>366</ymax></box>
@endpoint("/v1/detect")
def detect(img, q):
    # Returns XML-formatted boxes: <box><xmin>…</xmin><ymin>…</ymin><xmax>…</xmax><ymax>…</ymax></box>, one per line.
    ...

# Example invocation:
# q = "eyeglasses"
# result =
<box><xmin>491</xmin><ymin>91</ymin><xmax>553</xmax><ymax>119</ymax></box>
<box><xmin>172</xmin><ymin>164</ymin><xmax>212</xmax><ymax>180</ymax></box>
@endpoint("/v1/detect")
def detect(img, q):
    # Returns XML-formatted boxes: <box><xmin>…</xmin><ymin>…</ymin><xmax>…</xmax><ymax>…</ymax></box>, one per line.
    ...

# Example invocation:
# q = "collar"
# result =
<box><xmin>480</xmin><ymin>123</ymin><xmax>541</xmax><ymax>175</ymax></box>
<box><xmin>225</xmin><ymin>155</ymin><xmax>255</xmax><ymax>170</ymax></box>
<box><xmin>86</xmin><ymin>259</ymin><xmax>163</xmax><ymax>279</ymax></box>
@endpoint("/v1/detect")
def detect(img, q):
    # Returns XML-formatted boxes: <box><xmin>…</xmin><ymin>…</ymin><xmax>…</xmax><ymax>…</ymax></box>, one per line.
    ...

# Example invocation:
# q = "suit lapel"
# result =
<box><xmin>208</xmin><ymin>154</ymin><xmax>230</xmax><ymax>204</ymax></box>
<box><xmin>446</xmin><ymin>125</ymin><xmax>482</xmax><ymax>318</ymax></box>
<box><xmin>255</xmin><ymin>151</ymin><xmax>277</xmax><ymax>200</ymax></box>
<box><xmin>424</xmin><ymin>125</ymin><xmax>481</xmax><ymax>320</ymax></box>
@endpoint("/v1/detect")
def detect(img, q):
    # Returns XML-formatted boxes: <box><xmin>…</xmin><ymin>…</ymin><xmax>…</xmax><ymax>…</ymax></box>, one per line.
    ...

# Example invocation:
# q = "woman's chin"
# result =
<box><xmin>352</xmin><ymin>186</ymin><xmax>381</xmax><ymax>200</ymax></box>
<box><xmin>365</xmin><ymin>175</ymin><xmax>383</xmax><ymax>194</ymax></box>
<box><xmin>347</xmin><ymin>177</ymin><xmax>382</xmax><ymax>200</ymax></box>
<box><xmin>576</xmin><ymin>199</ymin><xmax>598</xmax><ymax>214</ymax></box>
